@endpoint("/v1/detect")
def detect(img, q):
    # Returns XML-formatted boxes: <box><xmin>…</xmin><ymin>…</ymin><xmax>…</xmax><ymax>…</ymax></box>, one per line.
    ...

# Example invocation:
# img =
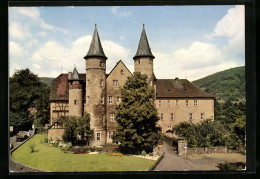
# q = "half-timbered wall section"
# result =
<box><xmin>50</xmin><ymin>100</ymin><xmax>69</xmax><ymax>125</ymax></box>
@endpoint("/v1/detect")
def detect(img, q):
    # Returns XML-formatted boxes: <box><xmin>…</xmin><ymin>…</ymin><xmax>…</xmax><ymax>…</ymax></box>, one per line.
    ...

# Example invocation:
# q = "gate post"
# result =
<box><xmin>178</xmin><ymin>137</ymin><xmax>185</xmax><ymax>156</ymax></box>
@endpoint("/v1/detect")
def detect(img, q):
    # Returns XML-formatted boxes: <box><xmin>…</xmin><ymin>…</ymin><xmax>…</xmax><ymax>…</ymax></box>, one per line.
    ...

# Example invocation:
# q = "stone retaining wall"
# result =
<box><xmin>186</xmin><ymin>146</ymin><xmax>227</xmax><ymax>155</ymax></box>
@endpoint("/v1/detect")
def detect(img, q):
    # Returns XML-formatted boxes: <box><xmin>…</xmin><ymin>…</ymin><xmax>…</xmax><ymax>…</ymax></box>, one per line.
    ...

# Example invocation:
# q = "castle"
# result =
<box><xmin>48</xmin><ymin>25</ymin><xmax>215</xmax><ymax>146</ymax></box>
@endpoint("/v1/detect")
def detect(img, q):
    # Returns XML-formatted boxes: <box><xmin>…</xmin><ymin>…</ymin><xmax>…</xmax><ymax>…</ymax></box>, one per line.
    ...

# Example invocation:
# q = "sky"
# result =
<box><xmin>9</xmin><ymin>5</ymin><xmax>245</xmax><ymax>81</ymax></box>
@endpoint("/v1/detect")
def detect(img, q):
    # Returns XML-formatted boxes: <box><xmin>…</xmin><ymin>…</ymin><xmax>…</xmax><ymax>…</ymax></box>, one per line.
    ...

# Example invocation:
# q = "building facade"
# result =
<box><xmin>49</xmin><ymin>25</ymin><xmax>215</xmax><ymax>146</ymax></box>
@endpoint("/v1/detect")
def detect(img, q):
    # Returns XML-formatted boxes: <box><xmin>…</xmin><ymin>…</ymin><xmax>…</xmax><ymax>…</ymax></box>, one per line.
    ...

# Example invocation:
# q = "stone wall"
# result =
<box><xmin>134</xmin><ymin>57</ymin><xmax>154</xmax><ymax>86</ymax></box>
<box><xmin>48</xmin><ymin>128</ymin><xmax>64</xmax><ymax>141</ymax></box>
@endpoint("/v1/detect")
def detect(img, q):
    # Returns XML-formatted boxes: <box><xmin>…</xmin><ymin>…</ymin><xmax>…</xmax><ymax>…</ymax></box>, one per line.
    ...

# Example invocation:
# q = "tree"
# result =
<box><xmin>34</xmin><ymin>83</ymin><xmax>50</xmax><ymax>127</ymax></box>
<box><xmin>113</xmin><ymin>72</ymin><xmax>161</xmax><ymax>154</ymax></box>
<box><xmin>10</xmin><ymin>69</ymin><xmax>41</xmax><ymax>131</ymax></box>
<box><xmin>62</xmin><ymin>114</ymin><xmax>94</xmax><ymax>142</ymax></box>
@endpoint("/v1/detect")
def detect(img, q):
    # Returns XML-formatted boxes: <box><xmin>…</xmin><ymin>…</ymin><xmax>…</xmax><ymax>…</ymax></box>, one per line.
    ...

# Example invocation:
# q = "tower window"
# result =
<box><xmin>201</xmin><ymin>113</ymin><xmax>205</xmax><ymax>120</ymax></box>
<box><xmin>189</xmin><ymin>113</ymin><xmax>193</xmax><ymax>120</ymax></box>
<box><xmin>186</xmin><ymin>100</ymin><xmax>189</xmax><ymax>106</ymax></box>
<box><xmin>100</xmin><ymin>79</ymin><xmax>104</xmax><ymax>87</ymax></box>
<box><xmin>96</xmin><ymin>133</ymin><xmax>101</xmax><ymax>140</ymax></box>
<box><xmin>160</xmin><ymin>113</ymin><xmax>164</xmax><ymax>120</ymax></box>
<box><xmin>149</xmin><ymin>59</ymin><xmax>152</xmax><ymax>64</ymax></box>
<box><xmin>109</xmin><ymin>113</ymin><xmax>115</xmax><ymax>122</ymax></box>
<box><xmin>113</xmin><ymin>80</ymin><xmax>118</xmax><ymax>87</ymax></box>
<box><xmin>194</xmin><ymin>100</ymin><xmax>198</xmax><ymax>106</ymax></box>
<box><xmin>101</xmin><ymin>96</ymin><xmax>104</xmax><ymax>104</ymax></box>
<box><xmin>171</xmin><ymin>113</ymin><xmax>174</xmax><ymax>120</ymax></box>
<box><xmin>87</xmin><ymin>96</ymin><xmax>90</xmax><ymax>104</ymax></box>
<box><xmin>99</xmin><ymin>61</ymin><xmax>104</xmax><ymax>67</ymax></box>
<box><xmin>74</xmin><ymin>100</ymin><xmax>77</xmax><ymax>105</ymax></box>
<box><xmin>121</xmin><ymin>70</ymin><xmax>124</xmax><ymax>75</ymax></box>
<box><xmin>137</xmin><ymin>59</ymin><xmax>140</xmax><ymax>64</ymax></box>
<box><xmin>108</xmin><ymin>96</ymin><xmax>112</xmax><ymax>104</ymax></box>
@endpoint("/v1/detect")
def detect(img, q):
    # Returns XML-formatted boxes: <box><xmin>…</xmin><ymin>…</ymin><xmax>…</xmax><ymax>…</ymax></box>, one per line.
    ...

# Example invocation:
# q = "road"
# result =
<box><xmin>154</xmin><ymin>141</ymin><xmax>221</xmax><ymax>171</ymax></box>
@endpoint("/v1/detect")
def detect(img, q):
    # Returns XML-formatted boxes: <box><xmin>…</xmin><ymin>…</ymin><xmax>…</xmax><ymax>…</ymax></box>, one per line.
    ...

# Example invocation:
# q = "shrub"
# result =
<box><xmin>141</xmin><ymin>150</ymin><xmax>146</xmax><ymax>156</ymax></box>
<box><xmin>149</xmin><ymin>153</ymin><xmax>153</xmax><ymax>156</ymax></box>
<box><xmin>30</xmin><ymin>143</ymin><xmax>36</xmax><ymax>153</ymax></box>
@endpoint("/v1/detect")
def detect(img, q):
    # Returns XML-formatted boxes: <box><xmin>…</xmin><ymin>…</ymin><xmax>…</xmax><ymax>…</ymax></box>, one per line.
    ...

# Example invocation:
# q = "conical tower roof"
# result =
<box><xmin>84</xmin><ymin>25</ymin><xmax>107</xmax><ymax>60</ymax></box>
<box><xmin>69</xmin><ymin>67</ymin><xmax>81</xmax><ymax>81</ymax></box>
<box><xmin>133</xmin><ymin>25</ymin><xmax>155</xmax><ymax>59</ymax></box>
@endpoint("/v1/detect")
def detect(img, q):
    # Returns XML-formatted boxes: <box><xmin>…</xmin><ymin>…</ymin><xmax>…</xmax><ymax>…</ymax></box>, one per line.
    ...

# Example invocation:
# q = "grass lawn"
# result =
<box><xmin>12</xmin><ymin>134</ymin><xmax>156</xmax><ymax>172</ymax></box>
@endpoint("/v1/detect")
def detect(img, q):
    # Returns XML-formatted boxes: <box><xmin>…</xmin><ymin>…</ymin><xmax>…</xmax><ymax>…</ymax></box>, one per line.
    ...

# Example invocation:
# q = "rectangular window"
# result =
<box><xmin>116</xmin><ymin>97</ymin><xmax>121</xmax><ymax>104</ymax></box>
<box><xmin>100</xmin><ymin>79</ymin><xmax>104</xmax><ymax>87</ymax></box>
<box><xmin>167</xmin><ymin>100</ymin><xmax>170</xmax><ymax>106</ymax></box>
<box><xmin>74</xmin><ymin>100</ymin><xmax>77</xmax><ymax>105</ymax></box>
<box><xmin>159</xmin><ymin>100</ymin><xmax>161</xmax><ymax>106</ymax></box>
<box><xmin>121</xmin><ymin>70</ymin><xmax>124</xmax><ymax>75</ymax></box>
<box><xmin>171</xmin><ymin>113</ymin><xmax>174</xmax><ymax>120</ymax></box>
<box><xmin>96</xmin><ymin>133</ymin><xmax>101</xmax><ymax>140</ymax></box>
<box><xmin>109</xmin><ymin>113</ymin><xmax>115</xmax><ymax>122</ymax></box>
<box><xmin>186</xmin><ymin>100</ymin><xmax>189</xmax><ymax>106</ymax></box>
<box><xmin>137</xmin><ymin>59</ymin><xmax>140</xmax><ymax>64</ymax></box>
<box><xmin>189</xmin><ymin>113</ymin><xmax>193</xmax><ymax>120</ymax></box>
<box><xmin>99</xmin><ymin>61</ymin><xmax>103</xmax><ymax>67</ymax></box>
<box><xmin>194</xmin><ymin>100</ymin><xmax>198</xmax><ymax>106</ymax></box>
<box><xmin>101</xmin><ymin>96</ymin><xmax>104</xmax><ymax>104</ymax></box>
<box><xmin>108</xmin><ymin>96</ymin><xmax>112</xmax><ymax>104</ymax></box>
<box><xmin>113</xmin><ymin>80</ymin><xmax>118</xmax><ymax>87</ymax></box>
<box><xmin>160</xmin><ymin>113</ymin><xmax>164</xmax><ymax>120</ymax></box>
<box><xmin>201</xmin><ymin>113</ymin><xmax>205</xmax><ymax>120</ymax></box>
<box><xmin>109</xmin><ymin>131</ymin><xmax>114</xmax><ymax>138</ymax></box>
<box><xmin>87</xmin><ymin>96</ymin><xmax>90</xmax><ymax>104</ymax></box>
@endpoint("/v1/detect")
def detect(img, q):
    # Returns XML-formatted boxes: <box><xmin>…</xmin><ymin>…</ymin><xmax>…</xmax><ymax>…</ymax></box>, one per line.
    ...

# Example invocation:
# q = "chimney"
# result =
<box><xmin>68</xmin><ymin>72</ymin><xmax>72</xmax><ymax>79</ymax></box>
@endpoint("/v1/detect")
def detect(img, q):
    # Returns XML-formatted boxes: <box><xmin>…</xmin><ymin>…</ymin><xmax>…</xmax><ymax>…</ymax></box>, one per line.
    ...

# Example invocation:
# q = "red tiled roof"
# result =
<box><xmin>155</xmin><ymin>79</ymin><xmax>215</xmax><ymax>98</ymax></box>
<box><xmin>50</xmin><ymin>73</ymin><xmax>86</xmax><ymax>101</ymax></box>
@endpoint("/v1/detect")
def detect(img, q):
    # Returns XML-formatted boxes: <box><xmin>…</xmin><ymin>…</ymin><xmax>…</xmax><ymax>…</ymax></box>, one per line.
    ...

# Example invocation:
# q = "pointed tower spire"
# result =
<box><xmin>69</xmin><ymin>67</ymin><xmax>81</xmax><ymax>80</ymax></box>
<box><xmin>84</xmin><ymin>25</ymin><xmax>107</xmax><ymax>60</ymax></box>
<box><xmin>133</xmin><ymin>25</ymin><xmax>155</xmax><ymax>59</ymax></box>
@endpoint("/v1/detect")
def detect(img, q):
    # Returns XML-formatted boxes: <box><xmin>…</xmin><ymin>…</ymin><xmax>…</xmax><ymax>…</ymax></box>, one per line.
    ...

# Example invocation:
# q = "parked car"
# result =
<box><xmin>16</xmin><ymin>131</ymin><xmax>30</xmax><ymax>142</ymax></box>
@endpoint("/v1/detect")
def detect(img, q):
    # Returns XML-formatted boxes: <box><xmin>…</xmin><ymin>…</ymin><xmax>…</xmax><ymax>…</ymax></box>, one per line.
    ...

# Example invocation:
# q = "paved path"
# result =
<box><xmin>154</xmin><ymin>141</ymin><xmax>220</xmax><ymax>171</ymax></box>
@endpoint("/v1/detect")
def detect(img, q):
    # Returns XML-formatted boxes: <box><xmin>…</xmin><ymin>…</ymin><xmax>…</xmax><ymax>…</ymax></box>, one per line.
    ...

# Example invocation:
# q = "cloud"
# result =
<box><xmin>110</xmin><ymin>6</ymin><xmax>119</xmax><ymax>14</ymax></box>
<box><xmin>9</xmin><ymin>22</ymin><xmax>31</xmax><ymax>40</ymax></box>
<box><xmin>33</xmin><ymin>64</ymin><xmax>41</xmax><ymax>69</ymax></box>
<box><xmin>29</xmin><ymin>35</ymin><xmax>130</xmax><ymax>77</ymax></box>
<box><xmin>208</xmin><ymin>5</ymin><xmax>245</xmax><ymax>64</ymax></box>
<box><xmin>173</xmin><ymin>41</ymin><xmax>221</xmax><ymax>69</ymax></box>
<box><xmin>212</xmin><ymin>6</ymin><xmax>244</xmax><ymax>38</ymax></box>
<box><xmin>9</xmin><ymin>62</ymin><xmax>21</xmax><ymax>77</ymax></box>
<box><xmin>9</xmin><ymin>41</ymin><xmax>26</xmax><ymax>58</ymax></box>
<box><xmin>14</xmin><ymin>7</ymin><xmax>67</xmax><ymax>34</ymax></box>
<box><xmin>119</xmin><ymin>11</ymin><xmax>131</xmax><ymax>17</ymax></box>
<box><xmin>110</xmin><ymin>6</ymin><xmax>131</xmax><ymax>17</ymax></box>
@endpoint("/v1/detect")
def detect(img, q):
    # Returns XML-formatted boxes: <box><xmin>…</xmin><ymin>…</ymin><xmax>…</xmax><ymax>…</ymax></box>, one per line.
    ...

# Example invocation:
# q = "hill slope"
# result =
<box><xmin>192</xmin><ymin>66</ymin><xmax>245</xmax><ymax>102</ymax></box>
<box><xmin>39</xmin><ymin>77</ymin><xmax>55</xmax><ymax>87</ymax></box>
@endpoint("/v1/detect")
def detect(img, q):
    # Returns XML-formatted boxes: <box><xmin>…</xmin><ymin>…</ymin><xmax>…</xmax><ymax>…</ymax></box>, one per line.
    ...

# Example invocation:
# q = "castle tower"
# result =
<box><xmin>133</xmin><ymin>25</ymin><xmax>155</xmax><ymax>87</ymax></box>
<box><xmin>84</xmin><ymin>25</ymin><xmax>107</xmax><ymax>146</ymax></box>
<box><xmin>68</xmin><ymin>67</ymin><xmax>83</xmax><ymax>117</ymax></box>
